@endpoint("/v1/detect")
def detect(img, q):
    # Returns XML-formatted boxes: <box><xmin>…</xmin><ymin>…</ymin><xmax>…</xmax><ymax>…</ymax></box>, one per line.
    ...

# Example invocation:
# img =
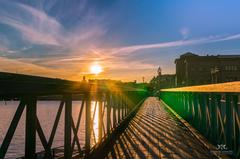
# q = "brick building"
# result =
<box><xmin>175</xmin><ymin>52</ymin><xmax>240</xmax><ymax>86</ymax></box>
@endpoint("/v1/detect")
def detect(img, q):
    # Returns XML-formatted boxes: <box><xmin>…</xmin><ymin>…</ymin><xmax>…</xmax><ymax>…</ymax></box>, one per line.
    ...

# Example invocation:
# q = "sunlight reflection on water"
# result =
<box><xmin>91</xmin><ymin>101</ymin><xmax>99</xmax><ymax>144</ymax></box>
<box><xmin>0</xmin><ymin>100</ymin><xmax>111</xmax><ymax>158</ymax></box>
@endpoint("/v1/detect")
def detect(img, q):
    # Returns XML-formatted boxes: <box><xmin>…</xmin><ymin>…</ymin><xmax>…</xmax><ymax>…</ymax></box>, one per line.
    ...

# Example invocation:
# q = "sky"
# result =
<box><xmin>0</xmin><ymin>0</ymin><xmax>240</xmax><ymax>82</ymax></box>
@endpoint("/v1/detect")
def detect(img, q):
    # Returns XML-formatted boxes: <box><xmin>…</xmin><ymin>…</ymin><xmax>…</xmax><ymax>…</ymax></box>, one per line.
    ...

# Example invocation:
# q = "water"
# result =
<box><xmin>0</xmin><ymin>100</ymin><xmax>112</xmax><ymax>158</ymax></box>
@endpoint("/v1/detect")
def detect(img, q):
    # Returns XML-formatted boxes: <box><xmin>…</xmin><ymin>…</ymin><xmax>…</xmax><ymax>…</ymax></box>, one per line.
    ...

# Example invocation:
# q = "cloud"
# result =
<box><xmin>0</xmin><ymin>2</ymin><xmax>63</xmax><ymax>46</ymax></box>
<box><xmin>0</xmin><ymin>56</ymin><xmax>67</xmax><ymax>78</ymax></box>
<box><xmin>215</xmin><ymin>33</ymin><xmax>240</xmax><ymax>42</ymax></box>
<box><xmin>109</xmin><ymin>37</ymin><xmax>213</xmax><ymax>56</ymax></box>
<box><xmin>107</xmin><ymin>33</ymin><xmax>240</xmax><ymax>56</ymax></box>
<box><xmin>0</xmin><ymin>1</ymin><xmax>106</xmax><ymax>54</ymax></box>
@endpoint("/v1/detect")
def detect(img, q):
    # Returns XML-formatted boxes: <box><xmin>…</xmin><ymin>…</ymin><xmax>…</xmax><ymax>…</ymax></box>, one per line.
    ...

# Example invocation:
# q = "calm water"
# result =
<box><xmin>0</xmin><ymin>100</ymin><xmax>111</xmax><ymax>159</ymax></box>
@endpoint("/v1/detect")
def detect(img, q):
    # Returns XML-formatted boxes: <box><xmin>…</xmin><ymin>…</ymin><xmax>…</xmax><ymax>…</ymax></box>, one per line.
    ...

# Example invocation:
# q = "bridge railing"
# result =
<box><xmin>160</xmin><ymin>82</ymin><xmax>240</xmax><ymax>158</ymax></box>
<box><xmin>0</xmin><ymin>73</ymin><xmax>148</xmax><ymax>159</ymax></box>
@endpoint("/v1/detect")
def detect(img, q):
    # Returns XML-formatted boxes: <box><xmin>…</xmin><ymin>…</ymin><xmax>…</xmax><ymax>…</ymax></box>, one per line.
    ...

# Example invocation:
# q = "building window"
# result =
<box><xmin>225</xmin><ymin>65</ymin><xmax>237</xmax><ymax>71</ymax></box>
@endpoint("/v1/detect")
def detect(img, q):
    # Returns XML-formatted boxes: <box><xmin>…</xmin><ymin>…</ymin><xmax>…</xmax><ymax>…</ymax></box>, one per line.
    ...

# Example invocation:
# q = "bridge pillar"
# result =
<box><xmin>210</xmin><ymin>93</ymin><xmax>217</xmax><ymax>142</ymax></box>
<box><xmin>113</xmin><ymin>93</ymin><xmax>117</xmax><ymax>128</ymax></box>
<box><xmin>199</xmin><ymin>93</ymin><xmax>206</xmax><ymax>134</ymax></box>
<box><xmin>215</xmin><ymin>94</ymin><xmax>221</xmax><ymax>143</ymax></box>
<box><xmin>98</xmin><ymin>93</ymin><xmax>103</xmax><ymax>142</ymax></box>
<box><xmin>192</xmin><ymin>93</ymin><xmax>199</xmax><ymax>128</ymax></box>
<box><xmin>226</xmin><ymin>94</ymin><xmax>233</xmax><ymax>149</ymax></box>
<box><xmin>85</xmin><ymin>93</ymin><xmax>91</xmax><ymax>156</ymax></box>
<box><xmin>25</xmin><ymin>96</ymin><xmax>37</xmax><ymax>159</ymax></box>
<box><xmin>107</xmin><ymin>93</ymin><xmax>111</xmax><ymax>134</ymax></box>
<box><xmin>117</xmin><ymin>93</ymin><xmax>121</xmax><ymax>123</ymax></box>
<box><xmin>64</xmin><ymin>95</ymin><xmax>72</xmax><ymax>159</ymax></box>
<box><xmin>121</xmin><ymin>95</ymin><xmax>124</xmax><ymax>120</ymax></box>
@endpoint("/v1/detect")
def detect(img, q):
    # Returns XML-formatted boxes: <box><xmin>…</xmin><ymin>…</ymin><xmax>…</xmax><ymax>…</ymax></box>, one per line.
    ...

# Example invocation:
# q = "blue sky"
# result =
<box><xmin>0</xmin><ymin>0</ymin><xmax>240</xmax><ymax>81</ymax></box>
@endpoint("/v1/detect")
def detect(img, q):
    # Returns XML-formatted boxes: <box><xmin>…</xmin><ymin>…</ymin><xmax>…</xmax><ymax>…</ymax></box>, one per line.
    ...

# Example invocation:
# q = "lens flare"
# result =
<box><xmin>90</xmin><ymin>64</ymin><xmax>103</xmax><ymax>75</ymax></box>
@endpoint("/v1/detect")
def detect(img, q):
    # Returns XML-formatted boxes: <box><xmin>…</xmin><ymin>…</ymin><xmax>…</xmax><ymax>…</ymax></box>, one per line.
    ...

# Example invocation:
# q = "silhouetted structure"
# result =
<box><xmin>150</xmin><ymin>67</ymin><xmax>175</xmax><ymax>92</ymax></box>
<box><xmin>150</xmin><ymin>74</ymin><xmax>175</xmax><ymax>89</ymax></box>
<box><xmin>175</xmin><ymin>52</ymin><xmax>240</xmax><ymax>86</ymax></box>
<box><xmin>0</xmin><ymin>72</ymin><xmax>148</xmax><ymax>159</ymax></box>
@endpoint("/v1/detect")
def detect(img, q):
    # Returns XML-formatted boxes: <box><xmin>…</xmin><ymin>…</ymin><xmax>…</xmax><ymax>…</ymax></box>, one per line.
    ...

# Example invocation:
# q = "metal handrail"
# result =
<box><xmin>160</xmin><ymin>83</ymin><xmax>240</xmax><ymax>159</ymax></box>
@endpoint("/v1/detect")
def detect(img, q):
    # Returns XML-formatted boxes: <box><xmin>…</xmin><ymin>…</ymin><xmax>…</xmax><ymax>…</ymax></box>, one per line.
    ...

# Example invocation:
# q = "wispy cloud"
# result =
<box><xmin>109</xmin><ymin>37</ymin><xmax>213</xmax><ymax>56</ymax></box>
<box><xmin>0</xmin><ymin>2</ymin><xmax>63</xmax><ymax>46</ymax></box>
<box><xmin>0</xmin><ymin>56</ymin><xmax>69</xmax><ymax>78</ymax></box>
<box><xmin>107</xmin><ymin>34</ymin><xmax>240</xmax><ymax>56</ymax></box>
<box><xmin>0</xmin><ymin>1</ymin><xmax>106</xmax><ymax>51</ymax></box>
<box><xmin>215</xmin><ymin>33</ymin><xmax>240</xmax><ymax>42</ymax></box>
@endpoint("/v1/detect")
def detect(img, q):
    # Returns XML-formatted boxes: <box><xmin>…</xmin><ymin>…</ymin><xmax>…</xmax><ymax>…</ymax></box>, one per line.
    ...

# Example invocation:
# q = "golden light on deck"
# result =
<box><xmin>90</xmin><ymin>64</ymin><xmax>103</xmax><ymax>75</ymax></box>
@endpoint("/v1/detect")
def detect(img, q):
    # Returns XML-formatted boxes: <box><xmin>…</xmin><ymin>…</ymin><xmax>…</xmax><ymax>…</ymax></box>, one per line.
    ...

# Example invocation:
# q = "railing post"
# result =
<box><xmin>200</xmin><ymin>93</ymin><xmax>206</xmax><ymax>135</ymax></box>
<box><xmin>85</xmin><ymin>93</ymin><xmax>91</xmax><ymax>156</ymax></box>
<box><xmin>188</xmin><ymin>93</ymin><xmax>194</xmax><ymax>124</ymax></box>
<box><xmin>210</xmin><ymin>93</ymin><xmax>217</xmax><ymax>142</ymax></box>
<box><xmin>180</xmin><ymin>92</ymin><xmax>183</xmax><ymax>112</ymax></box>
<box><xmin>98</xmin><ymin>93</ymin><xmax>103</xmax><ymax>142</ymax></box>
<box><xmin>185</xmin><ymin>92</ymin><xmax>189</xmax><ymax>118</ymax></box>
<box><xmin>117</xmin><ymin>93</ymin><xmax>121</xmax><ymax>123</ymax></box>
<box><xmin>205</xmin><ymin>93</ymin><xmax>210</xmax><ymax>137</ymax></box>
<box><xmin>113</xmin><ymin>93</ymin><xmax>116</xmax><ymax>128</ymax></box>
<box><xmin>121</xmin><ymin>94</ymin><xmax>124</xmax><ymax>120</ymax></box>
<box><xmin>226</xmin><ymin>93</ymin><xmax>233</xmax><ymax>149</ymax></box>
<box><xmin>187</xmin><ymin>93</ymin><xmax>190</xmax><ymax>118</ymax></box>
<box><xmin>107</xmin><ymin>93</ymin><xmax>111</xmax><ymax>134</ymax></box>
<box><xmin>25</xmin><ymin>96</ymin><xmax>37</xmax><ymax>159</ymax></box>
<box><xmin>215</xmin><ymin>94</ymin><xmax>221</xmax><ymax>144</ymax></box>
<box><xmin>124</xmin><ymin>92</ymin><xmax>128</xmax><ymax>116</ymax></box>
<box><xmin>193</xmin><ymin>93</ymin><xmax>198</xmax><ymax>128</ymax></box>
<box><xmin>64</xmin><ymin>94</ymin><xmax>72</xmax><ymax>159</ymax></box>
<box><xmin>184</xmin><ymin>92</ymin><xmax>187</xmax><ymax>119</ymax></box>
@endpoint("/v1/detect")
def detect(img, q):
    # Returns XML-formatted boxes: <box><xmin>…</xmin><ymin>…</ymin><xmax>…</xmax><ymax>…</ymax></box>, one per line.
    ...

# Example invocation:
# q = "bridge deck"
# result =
<box><xmin>103</xmin><ymin>97</ymin><xmax>217</xmax><ymax>159</ymax></box>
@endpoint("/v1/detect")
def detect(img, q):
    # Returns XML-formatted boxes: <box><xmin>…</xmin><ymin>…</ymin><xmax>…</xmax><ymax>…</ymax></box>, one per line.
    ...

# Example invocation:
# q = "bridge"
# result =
<box><xmin>0</xmin><ymin>72</ymin><xmax>239</xmax><ymax>159</ymax></box>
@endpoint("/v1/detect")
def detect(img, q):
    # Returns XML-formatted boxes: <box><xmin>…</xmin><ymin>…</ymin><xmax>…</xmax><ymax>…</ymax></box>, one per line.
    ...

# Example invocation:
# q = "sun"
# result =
<box><xmin>90</xmin><ymin>64</ymin><xmax>103</xmax><ymax>75</ymax></box>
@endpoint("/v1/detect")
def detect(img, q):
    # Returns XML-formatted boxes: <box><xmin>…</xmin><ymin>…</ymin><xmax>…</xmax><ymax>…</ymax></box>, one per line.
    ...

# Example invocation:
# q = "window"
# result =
<box><xmin>225</xmin><ymin>65</ymin><xmax>238</xmax><ymax>71</ymax></box>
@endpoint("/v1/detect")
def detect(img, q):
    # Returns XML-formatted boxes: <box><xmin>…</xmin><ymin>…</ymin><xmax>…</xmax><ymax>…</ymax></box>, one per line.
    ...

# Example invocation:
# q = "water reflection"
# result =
<box><xmin>91</xmin><ymin>101</ymin><xmax>99</xmax><ymax>144</ymax></box>
<box><xmin>0</xmin><ymin>100</ymin><xmax>109</xmax><ymax>158</ymax></box>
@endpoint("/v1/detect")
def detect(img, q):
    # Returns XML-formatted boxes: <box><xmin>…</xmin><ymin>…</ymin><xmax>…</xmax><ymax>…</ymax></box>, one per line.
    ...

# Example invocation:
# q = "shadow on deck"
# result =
<box><xmin>102</xmin><ymin>97</ymin><xmax>218</xmax><ymax>159</ymax></box>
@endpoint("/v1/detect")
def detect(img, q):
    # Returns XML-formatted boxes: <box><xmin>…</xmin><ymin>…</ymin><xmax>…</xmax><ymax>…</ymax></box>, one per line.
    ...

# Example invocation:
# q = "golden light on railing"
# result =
<box><xmin>161</xmin><ymin>81</ymin><xmax>240</xmax><ymax>93</ymax></box>
<box><xmin>91</xmin><ymin>101</ymin><xmax>99</xmax><ymax>144</ymax></box>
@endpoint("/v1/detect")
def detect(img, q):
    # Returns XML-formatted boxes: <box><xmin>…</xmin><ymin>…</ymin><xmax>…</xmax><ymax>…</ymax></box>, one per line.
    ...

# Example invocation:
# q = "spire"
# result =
<box><xmin>157</xmin><ymin>66</ymin><xmax>162</xmax><ymax>76</ymax></box>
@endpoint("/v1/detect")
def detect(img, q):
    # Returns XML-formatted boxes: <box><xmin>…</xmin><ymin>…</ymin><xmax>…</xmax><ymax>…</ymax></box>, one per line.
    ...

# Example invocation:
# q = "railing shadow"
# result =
<box><xmin>103</xmin><ymin>98</ymin><xmax>216</xmax><ymax>159</ymax></box>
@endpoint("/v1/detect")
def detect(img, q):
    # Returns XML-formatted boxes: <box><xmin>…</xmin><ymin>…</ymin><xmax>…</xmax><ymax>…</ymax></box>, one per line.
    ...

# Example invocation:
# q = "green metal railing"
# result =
<box><xmin>160</xmin><ymin>83</ymin><xmax>240</xmax><ymax>158</ymax></box>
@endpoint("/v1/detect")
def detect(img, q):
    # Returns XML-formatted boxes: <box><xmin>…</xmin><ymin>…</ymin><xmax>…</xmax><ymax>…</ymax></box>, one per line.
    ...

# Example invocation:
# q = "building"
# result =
<box><xmin>175</xmin><ymin>52</ymin><xmax>240</xmax><ymax>86</ymax></box>
<box><xmin>158</xmin><ymin>74</ymin><xmax>176</xmax><ymax>88</ymax></box>
<box><xmin>150</xmin><ymin>67</ymin><xmax>176</xmax><ymax>91</ymax></box>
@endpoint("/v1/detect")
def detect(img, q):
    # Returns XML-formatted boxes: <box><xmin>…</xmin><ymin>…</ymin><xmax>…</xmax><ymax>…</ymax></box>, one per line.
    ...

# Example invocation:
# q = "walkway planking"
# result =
<box><xmin>103</xmin><ymin>97</ymin><xmax>217</xmax><ymax>159</ymax></box>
